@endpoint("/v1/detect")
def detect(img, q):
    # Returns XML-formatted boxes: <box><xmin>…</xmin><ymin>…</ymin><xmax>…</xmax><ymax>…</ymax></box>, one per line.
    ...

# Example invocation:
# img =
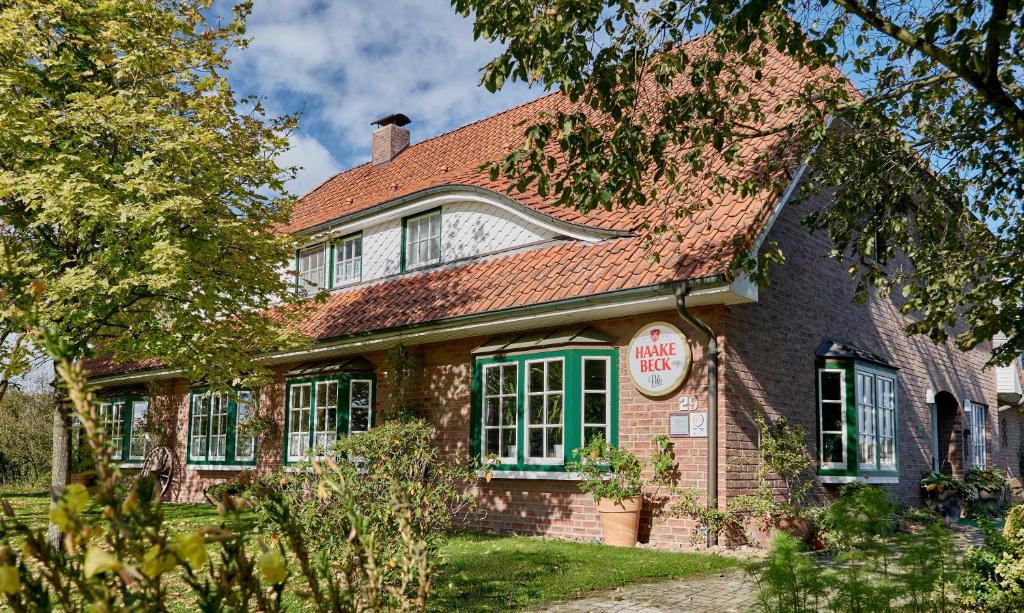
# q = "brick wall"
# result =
<box><xmin>119</xmin><ymin>189</ymin><xmax>998</xmax><ymax>546</ymax></box>
<box><xmin>723</xmin><ymin>192</ymin><xmax>997</xmax><ymax>505</ymax></box>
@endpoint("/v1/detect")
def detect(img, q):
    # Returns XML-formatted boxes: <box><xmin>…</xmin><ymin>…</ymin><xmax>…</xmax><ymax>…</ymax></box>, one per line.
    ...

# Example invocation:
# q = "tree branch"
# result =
<box><xmin>834</xmin><ymin>0</ymin><xmax>1024</xmax><ymax>139</ymax></box>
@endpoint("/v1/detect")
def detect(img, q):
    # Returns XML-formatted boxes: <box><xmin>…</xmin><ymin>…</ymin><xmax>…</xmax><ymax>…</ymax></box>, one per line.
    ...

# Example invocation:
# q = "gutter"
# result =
<box><xmin>673</xmin><ymin>279</ymin><xmax>720</xmax><ymax>548</ymax></box>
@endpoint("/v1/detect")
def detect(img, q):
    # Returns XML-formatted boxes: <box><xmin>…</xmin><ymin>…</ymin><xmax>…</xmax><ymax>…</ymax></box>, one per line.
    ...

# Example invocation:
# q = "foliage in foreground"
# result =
<box><xmin>0</xmin><ymin>387</ymin><xmax>52</xmax><ymax>486</ymax></box>
<box><xmin>248</xmin><ymin>420</ymin><xmax>477</xmax><ymax>588</ymax></box>
<box><xmin>0</xmin><ymin>353</ymin><xmax>432</xmax><ymax>612</ymax></box>
<box><xmin>455</xmin><ymin>0</ymin><xmax>1024</xmax><ymax>366</ymax></box>
<box><xmin>751</xmin><ymin>484</ymin><xmax>1024</xmax><ymax>612</ymax></box>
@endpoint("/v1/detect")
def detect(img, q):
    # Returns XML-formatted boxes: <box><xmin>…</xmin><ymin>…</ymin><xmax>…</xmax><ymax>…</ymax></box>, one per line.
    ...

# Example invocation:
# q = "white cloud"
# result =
<box><xmin>279</xmin><ymin>134</ymin><xmax>342</xmax><ymax>196</ymax></box>
<box><xmin>224</xmin><ymin>0</ymin><xmax>536</xmax><ymax>174</ymax></box>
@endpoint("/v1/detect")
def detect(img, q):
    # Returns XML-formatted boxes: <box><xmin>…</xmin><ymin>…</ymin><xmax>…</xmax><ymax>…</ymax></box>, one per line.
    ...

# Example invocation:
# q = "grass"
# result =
<box><xmin>0</xmin><ymin>486</ymin><xmax>743</xmax><ymax>611</ymax></box>
<box><xmin>432</xmin><ymin>533</ymin><xmax>743</xmax><ymax>611</ymax></box>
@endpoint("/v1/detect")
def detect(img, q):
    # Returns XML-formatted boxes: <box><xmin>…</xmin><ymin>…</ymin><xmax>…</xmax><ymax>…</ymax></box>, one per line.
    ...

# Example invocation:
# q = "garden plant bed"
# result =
<box><xmin>0</xmin><ymin>488</ymin><xmax>741</xmax><ymax>612</ymax></box>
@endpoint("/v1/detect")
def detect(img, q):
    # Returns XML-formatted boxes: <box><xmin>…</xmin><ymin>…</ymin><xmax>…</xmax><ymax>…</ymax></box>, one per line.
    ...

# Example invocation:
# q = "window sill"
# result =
<box><xmin>186</xmin><ymin>464</ymin><xmax>256</xmax><ymax>472</ymax></box>
<box><xmin>479</xmin><ymin>469</ymin><xmax>585</xmax><ymax>481</ymax></box>
<box><xmin>817</xmin><ymin>473</ymin><xmax>899</xmax><ymax>485</ymax></box>
<box><xmin>119</xmin><ymin>462</ymin><xmax>144</xmax><ymax>469</ymax></box>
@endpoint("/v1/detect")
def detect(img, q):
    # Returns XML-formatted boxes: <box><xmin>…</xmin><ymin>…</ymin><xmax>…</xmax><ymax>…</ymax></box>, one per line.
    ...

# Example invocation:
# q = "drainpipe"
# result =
<box><xmin>673</xmin><ymin>281</ymin><xmax>719</xmax><ymax>547</ymax></box>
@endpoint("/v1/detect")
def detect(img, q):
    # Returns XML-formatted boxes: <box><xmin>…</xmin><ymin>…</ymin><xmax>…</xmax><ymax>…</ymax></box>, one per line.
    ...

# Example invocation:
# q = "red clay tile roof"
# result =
<box><xmin>84</xmin><ymin>40</ymin><xmax>824</xmax><ymax>379</ymax></box>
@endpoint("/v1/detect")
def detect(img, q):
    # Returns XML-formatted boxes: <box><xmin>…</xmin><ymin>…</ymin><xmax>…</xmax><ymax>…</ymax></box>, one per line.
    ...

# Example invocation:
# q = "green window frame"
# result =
<box><xmin>471</xmin><ymin>348</ymin><xmax>619</xmax><ymax>473</ymax></box>
<box><xmin>401</xmin><ymin>208</ymin><xmax>441</xmax><ymax>272</ymax></box>
<box><xmin>95</xmin><ymin>397</ymin><xmax>149</xmax><ymax>464</ymax></box>
<box><xmin>332</xmin><ymin>232</ymin><xmax>362</xmax><ymax>286</ymax></box>
<box><xmin>283</xmin><ymin>374</ymin><xmax>377</xmax><ymax>464</ymax></box>
<box><xmin>186</xmin><ymin>390</ymin><xmax>258</xmax><ymax>466</ymax></box>
<box><xmin>816</xmin><ymin>358</ymin><xmax>899</xmax><ymax>482</ymax></box>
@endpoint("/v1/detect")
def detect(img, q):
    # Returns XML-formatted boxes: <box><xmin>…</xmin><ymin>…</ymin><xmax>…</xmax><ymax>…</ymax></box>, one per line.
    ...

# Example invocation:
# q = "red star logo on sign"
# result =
<box><xmin>650</xmin><ymin>328</ymin><xmax>661</xmax><ymax>343</ymax></box>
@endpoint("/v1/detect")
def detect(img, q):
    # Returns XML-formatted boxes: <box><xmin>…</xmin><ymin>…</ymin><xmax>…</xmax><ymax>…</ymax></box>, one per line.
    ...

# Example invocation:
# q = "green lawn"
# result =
<box><xmin>0</xmin><ymin>487</ymin><xmax>742</xmax><ymax>611</ymax></box>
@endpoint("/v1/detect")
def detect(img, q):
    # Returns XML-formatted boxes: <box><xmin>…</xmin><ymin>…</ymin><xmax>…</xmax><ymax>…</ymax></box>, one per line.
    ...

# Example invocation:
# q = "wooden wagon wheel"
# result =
<box><xmin>141</xmin><ymin>445</ymin><xmax>179</xmax><ymax>500</ymax></box>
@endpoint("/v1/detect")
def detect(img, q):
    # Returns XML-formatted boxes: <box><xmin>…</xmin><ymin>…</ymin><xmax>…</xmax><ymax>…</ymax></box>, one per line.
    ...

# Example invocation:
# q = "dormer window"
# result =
<box><xmin>334</xmin><ymin>233</ymin><xmax>362</xmax><ymax>286</ymax></box>
<box><xmin>297</xmin><ymin>244</ymin><xmax>327</xmax><ymax>294</ymax></box>
<box><xmin>403</xmin><ymin>209</ymin><xmax>441</xmax><ymax>270</ymax></box>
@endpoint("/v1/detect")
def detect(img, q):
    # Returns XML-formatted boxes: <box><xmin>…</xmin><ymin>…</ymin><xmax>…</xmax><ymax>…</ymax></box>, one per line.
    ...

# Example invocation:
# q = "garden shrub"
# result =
<box><xmin>0</xmin><ymin>388</ymin><xmax>53</xmax><ymax>486</ymax></box>
<box><xmin>754</xmin><ymin>532</ymin><xmax>826</xmax><ymax>613</ymax></box>
<box><xmin>250</xmin><ymin>419</ymin><xmax>477</xmax><ymax>583</ymax></box>
<box><xmin>753</xmin><ymin>483</ymin><xmax>958</xmax><ymax>611</ymax></box>
<box><xmin>954</xmin><ymin>512</ymin><xmax>1024</xmax><ymax>611</ymax></box>
<box><xmin>0</xmin><ymin>357</ymin><xmax>433</xmax><ymax>612</ymax></box>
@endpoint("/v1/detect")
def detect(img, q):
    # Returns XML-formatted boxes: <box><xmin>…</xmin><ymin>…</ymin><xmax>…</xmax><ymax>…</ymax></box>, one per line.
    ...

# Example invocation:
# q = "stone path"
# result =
<box><xmin>533</xmin><ymin>524</ymin><xmax>988</xmax><ymax>612</ymax></box>
<box><xmin>531</xmin><ymin>570</ymin><xmax>757</xmax><ymax>613</ymax></box>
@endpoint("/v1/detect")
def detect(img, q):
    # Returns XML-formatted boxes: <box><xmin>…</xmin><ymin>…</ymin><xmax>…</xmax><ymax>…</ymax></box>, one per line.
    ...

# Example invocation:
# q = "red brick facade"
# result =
<box><xmin>116</xmin><ymin>192</ymin><xmax>1002</xmax><ymax>549</ymax></box>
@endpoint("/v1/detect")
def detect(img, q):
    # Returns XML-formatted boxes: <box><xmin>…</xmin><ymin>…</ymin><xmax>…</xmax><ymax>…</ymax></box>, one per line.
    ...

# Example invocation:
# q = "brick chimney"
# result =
<box><xmin>371</xmin><ymin>113</ymin><xmax>411</xmax><ymax>165</ymax></box>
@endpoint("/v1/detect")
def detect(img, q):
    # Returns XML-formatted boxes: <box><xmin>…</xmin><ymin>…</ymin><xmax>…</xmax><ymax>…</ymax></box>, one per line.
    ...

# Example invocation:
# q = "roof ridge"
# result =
<box><xmin>297</xmin><ymin>88</ymin><xmax>562</xmax><ymax>202</ymax></box>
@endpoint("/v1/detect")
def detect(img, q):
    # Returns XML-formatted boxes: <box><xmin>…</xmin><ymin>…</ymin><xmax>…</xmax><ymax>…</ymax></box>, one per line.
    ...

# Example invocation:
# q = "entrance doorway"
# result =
<box><xmin>932</xmin><ymin>391</ymin><xmax>960</xmax><ymax>475</ymax></box>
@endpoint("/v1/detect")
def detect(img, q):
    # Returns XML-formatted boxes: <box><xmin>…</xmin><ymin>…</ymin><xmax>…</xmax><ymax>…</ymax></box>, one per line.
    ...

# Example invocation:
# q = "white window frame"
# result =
<box><xmin>98</xmin><ymin>401</ymin><xmax>126</xmax><ymax>460</ymax></box>
<box><xmin>208</xmin><ymin>392</ymin><xmax>229</xmax><ymax>461</ymax></box>
<box><xmin>818</xmin><ymin>368</ymin><xmax>847</xmax><ymax>470</ymax></box>
<box><xmin>524</xmin><ymin>357</ymin><xmax>565</xmax><ymax>465</ymax></box>
<box><xmin>481</xmin><ymin>362</ymin><xmax>518</xmax><ymax>463</ymax></box>
<box><xmin>348</xmin><ymin>379</ymin><xmax>373</xmax><ymax>435</ymax></box>
<box><xmin>581</xmin><ymin>356</ymin><xmax>611</xmax><ymax>446</ymax></box>
<box><xmin>288</xmin><ymin>383</ymin><xmax>312</xmax><ymax>462</ymax></box>
<box><xmin>235</xmin><ymin>390</ymin><xmax>256</xmax><ymax>462</ymax></box>
<box><xmin>297</xmin><ymin>243</ymin><xmax>327</xmax><ymax>294</ymax></box>
<box><xmin>404</xmin><ymin>210</ymin><xmax>441</xmax><ymax>270</ymax></box>
<box><xmin>313</xmin><ymin>380</ymin><xmax>339</xmax><ymax>452</ymax></box>
<box><xmin>876</xmin><ymin>375</ymin><xmax>897</xmax><ymax>468</ymax></box>
<box><xmin>127</xmin><ymin>400</ymin><xmax>150</xmax><ymax>461</ymax></box>
<box><xmin>857</xmin><ymin>371</ymin><xmax>878</xmax><ymax>470</ymax></box>
<box><xmin>189</xmin><ymin>394</ymin><xmax>210</xmax><ymax>462</ymax></box>
<box><xmin>333</xmin><ymin>234</ymin><xmax>362</xmax><ymax>286</ymax></box>
<box><xmin>965</xmin><ymin>400</ymin><xmax>988</xmax><ymax>469</ymax></box>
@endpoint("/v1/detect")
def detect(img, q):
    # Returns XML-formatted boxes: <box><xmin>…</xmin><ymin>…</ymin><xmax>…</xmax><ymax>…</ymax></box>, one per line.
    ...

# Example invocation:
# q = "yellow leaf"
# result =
<box><xmin>171</xmin><ymin>532</ymin><xmax>208</xmax><ymax>571</ymax></box>
<box><xmin>63</xmin><ymin>484</ymin><xmax>89</xmax><ymax>515</ymax></box>
<box><xmin>257</xmin><ymin>549</ymin><xmax>288</xmax><ymax>584</ymax></box>
<box><xmin>84</xmin><ymin>546</ymin><xmax>120</xmax><ymax>578</ymax></box>
<box><xmin>0</xmin><ymin>565</ymin><xmax>19</xmax><ymax>595</ymax></box>
<box><xmin>48</xmin><ymin>507</ymin><xmax>72</xmax><ymax>532</ymax></box>
<box><xmin>140</xmin><ymin>545</ymin><xmax>177</xmax><ymax>579</ymax></box>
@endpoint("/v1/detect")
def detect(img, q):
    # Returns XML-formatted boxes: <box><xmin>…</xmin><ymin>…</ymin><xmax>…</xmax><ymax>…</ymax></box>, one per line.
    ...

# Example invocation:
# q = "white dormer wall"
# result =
<box><xmin>309</xmin><ymin>199</ymin><xmax>563</xmax><ymax>286</ymax></box>
<box><xmin>994</xmin><ymin>332</ymin><xmax>1023</xmax><ymax>401</ymax></box>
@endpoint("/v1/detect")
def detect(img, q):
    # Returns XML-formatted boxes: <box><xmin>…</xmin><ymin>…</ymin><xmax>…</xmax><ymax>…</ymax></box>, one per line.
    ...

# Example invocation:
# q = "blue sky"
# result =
<box><xmin>220</xmin><ymin>0</ymin><xmax>538</xmax><ymax>195</ymax></box>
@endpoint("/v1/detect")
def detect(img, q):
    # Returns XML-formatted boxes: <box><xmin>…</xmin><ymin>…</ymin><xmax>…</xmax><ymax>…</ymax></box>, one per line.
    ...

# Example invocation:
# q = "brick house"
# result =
<box><xmin>84</xmin><ymin>44</ymin><xmax>1004</xmax><ymax>547</ymax></box>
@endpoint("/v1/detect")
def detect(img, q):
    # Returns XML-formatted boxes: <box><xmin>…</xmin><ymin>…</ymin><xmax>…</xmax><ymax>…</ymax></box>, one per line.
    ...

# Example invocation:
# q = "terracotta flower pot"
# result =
<box><xmin>68</xmin><ymin>473</ymin><xmax>94</xmax><ymax>487</ymax></box>
<box><xmin>597</xmin><ymin>496</ymin><xmax>642</xmax><ymax>547</ymax></box>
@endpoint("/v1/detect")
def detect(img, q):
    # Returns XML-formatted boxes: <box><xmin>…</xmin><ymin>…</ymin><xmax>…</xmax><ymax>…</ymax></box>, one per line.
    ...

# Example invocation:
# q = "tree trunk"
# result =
<box><xmin>46</xmin><ymin>364</ymin><xmax>70</xmax><ymax>549</ymax></box>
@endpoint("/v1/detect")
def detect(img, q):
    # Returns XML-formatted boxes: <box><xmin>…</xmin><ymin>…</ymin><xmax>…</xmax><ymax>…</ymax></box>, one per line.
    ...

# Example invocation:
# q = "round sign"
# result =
<box><xmin>627</xmin><ymin>322</ymin><xmax>691</xmax><ymax>396</ymax></box>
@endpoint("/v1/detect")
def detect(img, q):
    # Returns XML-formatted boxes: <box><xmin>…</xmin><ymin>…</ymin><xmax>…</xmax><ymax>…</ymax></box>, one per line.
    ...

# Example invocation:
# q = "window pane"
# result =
<box><xmin>129</xmin><ymin>400</ymin><xmax>149</xmax><ymax>460</ymax></box>
<box><xmin>547</xmin><ymin>360</ymin><xmax>563</xmax><ymax>390</ymax></box>
<box><xmin>529</xmin><ymin>363</ymin><xmax>544</xmax><ymax>390</ymax></box>
<box><xmin>502</xmin><ymin>397</ymin><xmax>517</xmax><ymax>425</ymax></box>
<box><xmin>529</xmin><ymin>429</ymin><xmax>543</xmax><ymax>457</ymax></box>
<box><xmin>485</xmin><ymin>398</ymin><xmax>500</xmax><ymax>426</ymax></box>
<box><xmin>546</xmin><ymin>427</ymin><xmax>562</xmax><ymax>458</ymax></box>
<box><xmin>486</xmin><ymin>367</ymin><xmax>500</xmax><ymax>395</ymax></box>
<box><xmin>547</xmin><ymin>394</ymin><xmax>563</xmax><ymax>424</ymax></box>
<box><xmin>821</xmin><ymin>371</ymin><xmax>841</xmax><ymax>401</ymax></box>
<box><xmin>500</xmin><ymin>429</ymin><xmax>517</xmax><ymax>458</ymax></box>
<box><xmin>584</xmin><ymin>393</ymin><xmax>607</xmax><ymax>424</ymax></box>
<box><xmin>350</xmin><ymin>380</ymin><xmax>372</xmax><ymax>433</ymax></box>
<box><xmin>584</xmin><ymin>427</ymin><xmax>606</xmax><ymax>446</ymax></box>
<box><xmin>486</xmin><ymin>429</ymin><xmax>499</xmax><ymax>457</ymax></box>
<box><xmin>584</xmin><ymin>359</ymin><xmax>607</xmax><ymax>391</ymax></box>
<box><xmin>821</xmin><ymin>401</ymin><xmax>842</xmax><ymax>432</ymax></box>
<box><xmin>502</xmin><ymin>367</ymin><xmax>517</xmax><ymax>395</ymax></box>
<box><xmin>822</xmin><ymin>434</ymin><xmax>843</xmax><ymax>464</ymax></box>
<box><xmin>528</xmin><ymin>395</ymin><xmax>544</xmax><ymax>424</ymax></box>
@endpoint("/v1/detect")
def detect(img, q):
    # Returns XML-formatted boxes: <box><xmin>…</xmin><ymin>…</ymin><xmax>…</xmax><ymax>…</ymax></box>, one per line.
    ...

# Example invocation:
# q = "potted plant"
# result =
<box><xmin>728</xmin><ymin>406</ymin><xmax>814</xmax><ymax>548</ymax></box>
<box><xmin>567</xmin><ymin>436</ymin><xmax>645</xmax><ymax>547</ymax></box>
<box><xmin>921</xmin><ymin>471</ymin><xmax>965</xmax><ymax>524</ymax></box>
<box><xmin>964</xmin><ymin>467</ymin><xmax>1008</xmax><ymax>518</ymax></box>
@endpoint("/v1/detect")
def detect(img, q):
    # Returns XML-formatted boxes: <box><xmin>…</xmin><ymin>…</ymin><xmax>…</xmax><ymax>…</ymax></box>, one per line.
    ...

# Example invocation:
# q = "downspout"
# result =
<box><xmin>673</xmin><ymin>280</ymin><xmax>719</xmax><ymax>547</ymax></box>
